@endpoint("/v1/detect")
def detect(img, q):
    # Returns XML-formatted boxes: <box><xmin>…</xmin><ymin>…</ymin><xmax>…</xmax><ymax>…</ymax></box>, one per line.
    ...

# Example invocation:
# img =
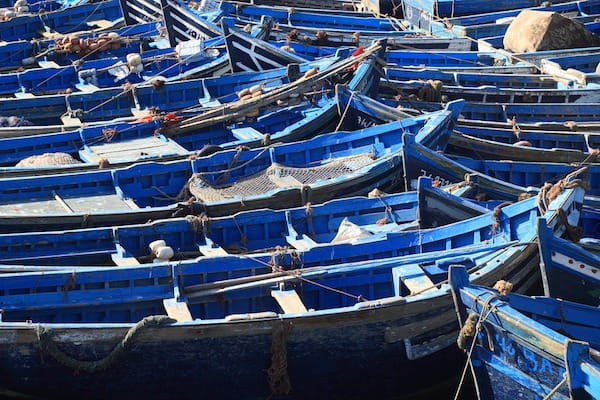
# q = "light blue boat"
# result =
<box><xmin>450</xmin><ymin>265</ymin><xmax>600</xmax><ymax>400</ymax></box>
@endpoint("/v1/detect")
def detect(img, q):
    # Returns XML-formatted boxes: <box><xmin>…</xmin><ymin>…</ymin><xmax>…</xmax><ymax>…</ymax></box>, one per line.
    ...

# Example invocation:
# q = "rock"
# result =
<box><xmin>504</xmin><ymin>10</ymin><xmax>600</xmax><ymax>53</ymax></box>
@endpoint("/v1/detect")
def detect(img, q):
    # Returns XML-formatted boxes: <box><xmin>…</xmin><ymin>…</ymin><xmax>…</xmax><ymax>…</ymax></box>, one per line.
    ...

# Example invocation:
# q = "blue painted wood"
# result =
<box><xmin>0</xmin><ymin>37</ymin><xmax>229</xmax><ymax>96</ymax></box>
<box><xmin>268</xmin><ymin>27</ymin><xmax>473</xmax><ymax>50</ymax></box>
<box><xmin>382</xmin><ymin>78</ymin><xmax>600</xmax><ymax>104</ymax></box>
<box><xmin>220</xmin><ymin>1</ymin><xmax>400</xmax><ymax>32</ymax></box>
<box><xmin>386</xmin><ymin>97</ymin><xmax>600</xmax><ymax>124</ymax></box>
<box><xmin>401</xmin><ymin>132</ymin><xmax>600</xmax><ymax>209</ymax></box>
<box><xmin>537</xmin><ymin>217</ymin><xmax>600</xmax><ymax>307</ymax></box>
<box><xmin>0</xmin><ymin>22</ymin><xmax>160</xmax><ymax>72</ymax></box>
<box><xmin>385</xmin><ymin>67</ymin><xmax>561</xmax><ymax>89</ymax></box>
<box><xmin>0</xmin><ymin>52</ymin><xmax>379</xmax><ymax>176</ymax></box>
<box><xmin>455</xmin><ymin>158</ymin><xmax>600</xmax><ymax>197</ymax></box>
<box><xmin>0</xmin><ymin>97</ymin><xmax>457</xmax><ymax>231</ymax></box>
<box><xmin>450</xmin><ymin>266</ymin><xmax>600</xmax><ymax>400</ymax></box>
<box><xmin>452</xmin><ymin>125</ymin><xmax>600</xmax><ymax>152</ymax></box>
<box><xmin>402</xmin><ymin>0</ymin><xmax>589</xmax><ymax>31</ymax></box>
<box><xmin>0</xmin><ymin>0</ymin><xmax>124</xmax><ymax>41</ymax></box>
<box><xmin>0</xmin><ymin>175</ymin><xmax>585</xmax><ymax>399</ymax></box>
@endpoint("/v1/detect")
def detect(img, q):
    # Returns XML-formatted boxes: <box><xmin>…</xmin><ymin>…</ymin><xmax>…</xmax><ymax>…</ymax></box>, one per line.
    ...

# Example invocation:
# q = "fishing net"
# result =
<box><xmin>16</xmin><ymin>152</ymin><xmax>81</xmax><ymax>167</ymax></box>
<box><xmin>188</xmin><ymin>154</ymin><xmax>375</xmax><ymax>203</ymax></box>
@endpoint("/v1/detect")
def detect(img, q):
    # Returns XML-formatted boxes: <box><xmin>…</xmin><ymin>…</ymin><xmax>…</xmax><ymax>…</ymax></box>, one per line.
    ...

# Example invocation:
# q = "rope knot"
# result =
<box><xmin>493</xmin><ymin>280</ymin><xmax>513</xmax><ymax>296</ymax></box>
<box><xmin>457</xmin><ymin>313</ymin><xmax>477</xmax><ymax>350</ymax></box>
<box><xmin>557</xmin><ymin>208</ymin><xmax>583</xmax><ymax>242</ymax></box>
<box><xmin>102</xmin><ymin>128</ymin><xmax>117</xmax><ymax>142</ymax></box>
<box><xmin>491</xmin><ymin>202</ymin><xmax>512</xmax><ymax>233</ymax></box>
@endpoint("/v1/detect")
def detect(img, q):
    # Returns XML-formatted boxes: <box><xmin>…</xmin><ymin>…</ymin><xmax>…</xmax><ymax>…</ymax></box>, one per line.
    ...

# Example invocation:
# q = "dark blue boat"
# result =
<box><xmin>402</xmin><ymin>0</ymin><xmax>596</xmax><ymax>32</ymax></box>
<box><xmin>0</xmin><ymin>22</ymin><xmax>161</xmax><ymax>72</ymax></box>
<box><xmin>0</xmin><ymin>98</ymin><xmax>458</xmax><ymax>231</ymax></box>
<box><xmin>450</xmin><ymin>265</ymin><xmax>600</xmax><ymax>400</ymax></box>
<box><xmin>0</xmin><ymin>0</ymin><xmax>124</xmax><ymax>41</ymax></box>
<box><xmin>0</xmin><ymin>46</ymin><xmax>381</xmax><ymax>175</ymax></box>
<box><xmin>402</xmin><ymin>132</ymin><xmax>600</xmax><ymax>206</ymax></box>
<box><xmin>0</xmin><ymin>173</ymin><xmax>585</xmax><ymax>399</ymax></box>
<box><xmin>336</xmin><ymin>85</ymin><xmax>600</xmax><ymax>164</ymax></box>
<box><xmin>383</xmin><ymin>80</ymin><xmax>600</xmax><ymax>104</ymax></box>
<box><xmin>0</xmin><ymin>175</ymin><xmax>487</xmax><ymax>264</ymax></box>
<box><xmin>538</xmin><ymin>216</ymin><xmax>600</xmax><ymax>307</ymax></box>
<box><xmin>0</xmin><ymin>244</ymin><xmax>519</xmax><ymax>400</ymax></box>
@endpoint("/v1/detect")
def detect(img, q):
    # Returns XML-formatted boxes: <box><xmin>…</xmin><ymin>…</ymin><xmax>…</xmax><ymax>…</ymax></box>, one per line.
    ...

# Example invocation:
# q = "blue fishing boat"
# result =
<box><xmin>385</xmin><ymin>67</ymin><xmax>567</xmax><ymax>89</ymax></box>
<box><xmin>447</xmin><ymin>132</ymin><xmax>600</xmax><ymax>163</ymax></box>
<box><xmin>0</xmin><ymin>47</ymin><xmax>349</xmax><ymax>127</ymax></box>
<box><xmin>402</xmin><ymin>132</ymin><xmax>600</xmax><ymax>206</ymax></box>
<box><xmin>0</xmin><ymin>46</ymin><xmax>380</xmax><ymax>174</ymax></box>
<box><xmin>336</xmin><ymin>85</ymin><xmax>600</xmax><ymax>164</ymax></box>
<box><xmin>451</xmin><ymin>123</ymin><xmax>600</xmax><ymax>150</ymax></box>
<box><xmin>271</xmin><ymin>26</ymin><xmax>474</xmax><ymax>50</ymax></box>
<box><xmin>0</xmin><ymin>36</ymin><xmax>231</xmax><ymax>96</ymax></box>
<box><xmin>0</xmin><ymin>22</ymin><xmax>161</xmax><ymax>72</ymax></box>
<box><xmin>0</xmin><ymin>0</ymin><xmax>124</xmax><ymax>41</ymax></box>
<box><xmin>538</xmin><ymin>216</ymin><xmax>600</xmax><ymax>306</ymax></box>
<box><xmin>391</xmin><ymin>99</ymin><xmax>600</xmax><ymax>126</ymax></box>
<box><xmin>402</xmin><ymin>0</ymin><xmax>592</xmax><ymax>32</ymax></box>
<box><xmin>0</xmin><ymin>243</ymin><xmax>533</xmax><ymax>399</ymax></box>
<box><xmin>0</xmin><ymin>99</ymin><xmax>458</xmax><ymax>231</ymax></box>
<box><xmin>0</xmin><ymin>170</ymin><xmax>584</xmax><ymax>399</ymax></box>
<box><xmin>454</xmin><ymin>158</ymin><xmax>600</xmax><ymax>197</ymax></box>
<box><xmin>0</xmin><ymin>175</ymin><xmax>490</xmax><ymax>263</ymax></box>
<box><xmin>234</xmin><ymin>0</ymin><xmax>360</xmax><ymax>11</ymax></box>
<box><xmin>220</xmin><ymin>1</ymin><xmax>405</xmax><ymax>33</ymax></box>
<box><xmin>383</xmin><ymin>80</ymin><xmax>600</xmax><ymax>104</ymax></box>
<box><xmin>449</xmin><ymin>265</ymin><xmax>600</xmax><ymax>400</ymax></box>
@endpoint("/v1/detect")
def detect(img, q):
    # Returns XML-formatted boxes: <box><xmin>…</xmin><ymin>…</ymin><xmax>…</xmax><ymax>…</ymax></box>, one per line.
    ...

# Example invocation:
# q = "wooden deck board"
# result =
<box><xmin>83</xmin><ymin>137</ymin><xmax>188</xmax><ymax>163</ymax></box>
<box><xmin>0</xmin><ymin>193</ymin><xmax>138</xmax><ymax>214</ymax></box>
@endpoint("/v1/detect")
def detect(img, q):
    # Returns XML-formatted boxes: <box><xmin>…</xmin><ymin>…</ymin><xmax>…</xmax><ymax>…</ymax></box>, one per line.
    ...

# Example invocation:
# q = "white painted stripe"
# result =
<box><xmin>231</xmin><ymin>41</ymin><xmax>283</xmax><ymax>70</ymax></box>
<box><xmin>552</xmin><ymin>252</ymin><xmax>600</xmax><ymax>282</ymax></box>
<box><xmin>235</xmin><ymin>62</ymin><xmax>254</xmax><ymax>72</ymax></box>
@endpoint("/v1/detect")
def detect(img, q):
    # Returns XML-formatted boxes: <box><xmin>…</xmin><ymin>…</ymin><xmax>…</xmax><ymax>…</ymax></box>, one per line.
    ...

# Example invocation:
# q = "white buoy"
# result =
<box><xmin>149</xmin><ymin>240</ymin><xmax>166</xmax><ymax>252</ymax></box>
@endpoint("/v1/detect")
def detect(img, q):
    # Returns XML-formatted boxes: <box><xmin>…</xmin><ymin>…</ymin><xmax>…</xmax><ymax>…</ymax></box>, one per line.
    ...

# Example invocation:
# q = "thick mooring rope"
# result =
<box><xmin>36</xmin><ymin>315</ymin><xmax>175</xmax><ymax>373</ymax></box>
<box><xmin>267</xmin><ymin>322</ymin><xmax>293</xmax><ymax>396</ymax></box>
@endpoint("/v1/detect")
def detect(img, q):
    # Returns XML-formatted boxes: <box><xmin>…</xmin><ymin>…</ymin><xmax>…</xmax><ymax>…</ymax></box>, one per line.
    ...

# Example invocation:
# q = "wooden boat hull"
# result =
<box><xmin>450</xmin><ymin>267</ymin><xmax>600</xmax><ymax>400</ymax></box>
<box><xmin>538</xmin><ymin>217</ymin><xmax>600</xmax><ymax>307</ymax></box>
<box><xmin>0</xmin><ymin>0</ymin><xmax>123</xmax><ymax>41</ymax></box>
<box><xmin>447</xmin><ymin>133</ymin><xmax>600</xmax><ymax>163</ymax></box>
<box><xmin>0</xmin><ymin>298</ymin><xmax>477</xmax><ymax>399</ymax></box>
<box><xmin>0</xmin><ymin>180</ymin><xmax>584</xmax><ymax>399</ymax></box>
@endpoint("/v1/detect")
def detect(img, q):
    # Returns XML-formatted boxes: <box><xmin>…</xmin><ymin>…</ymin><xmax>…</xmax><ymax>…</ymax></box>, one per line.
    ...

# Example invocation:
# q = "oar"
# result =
<box><xmin>166</xmin><ymin>41</ymin><xmax>384</xmax><ymax>135</ymax></box>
